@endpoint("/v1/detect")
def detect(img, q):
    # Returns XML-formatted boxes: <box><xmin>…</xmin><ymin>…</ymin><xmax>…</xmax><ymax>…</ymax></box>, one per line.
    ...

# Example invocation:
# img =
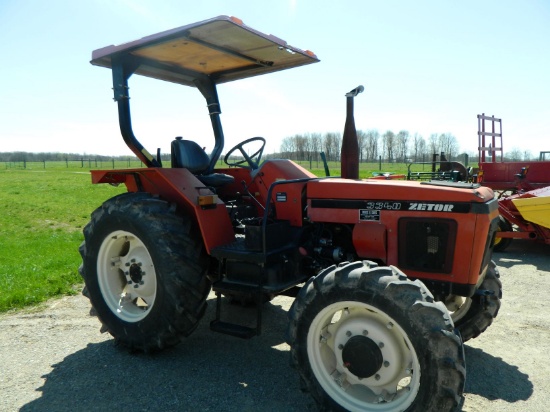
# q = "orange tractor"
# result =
<box><xmin>81</xmin><ymin>16</ymin><xmax>501</xmax><ymax>411</ymax></box>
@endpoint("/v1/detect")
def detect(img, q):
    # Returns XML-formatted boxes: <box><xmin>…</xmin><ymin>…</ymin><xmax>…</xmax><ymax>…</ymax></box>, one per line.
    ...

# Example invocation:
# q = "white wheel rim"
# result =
<box><xmin>97</xmin><ymin>230</ymin><xmax>157</xmax><ymax>322</ymax></box>
<box><xmin>445</xmin><ymin>295</ymin><xmax>472</xmax><ymax>323</ymax></box>
<box><xmin>307</xmin><ymin>301</ymin><xmax>421</xmax><ymax>412</ymax></box>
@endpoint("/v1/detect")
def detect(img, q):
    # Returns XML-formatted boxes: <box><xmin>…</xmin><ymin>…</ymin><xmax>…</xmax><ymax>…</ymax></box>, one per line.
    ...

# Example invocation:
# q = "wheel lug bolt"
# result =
<box><xmin>125</xmin><ymin>262</ymin><xmax>130</xmax><ymax>267</ymax></box>
<box><xmin>139</xmin><ymin>281</ymin><xmax>144</xmax><ymax>285</ymax></box>
<box><xmin>375</xmin><ymin>374</ymin><xmax>381</xmax><ymax>381</ymax></box>
<box><xmin>131</xmin><ymin>259</ymin><xmax>136</xmax><ymax>263</ymax></box>
<box><xmin>338</xmin><ymin>344</ymin><xmax>344</xmax><ymax>350</ymax></box>
<box><xmin>133</xmin><ymin>284</ymin><xmax>139</xmax><ymax>288</ymax></box>
<box><xmin>346</xmin><ymin>331</ymin><xmax>352</xmax><ymax>337</ymax></box>
<box><xmin>362</xmin><ymin>330</ymin><xmax>368</xmax><ymax>336</ymax></box>
<box><xmin>384</xmin><ymin>361</ymin><xmax>390</xmax><ymax>367</ymax></box>
<box><xmin>128</xmin><ymin>280</ymin><xmax>132</xmax><ymax>284</ymax></box>
<box><xmin>379</xmin><ymin>342</ymin><xmax>385</xmax><ymax>348</ymax></box>
<box><xmin>138</xmin><ymin>262</ymin><xmax>142</xmax><ymax>266</ymax></box>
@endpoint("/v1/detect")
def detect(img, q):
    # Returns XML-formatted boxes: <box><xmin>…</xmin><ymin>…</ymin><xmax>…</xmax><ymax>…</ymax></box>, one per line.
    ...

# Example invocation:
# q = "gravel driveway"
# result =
<box><xmin>1</xmin><ymin>241</ymin><xmax>549</xmax><ymax>411</ymax></box>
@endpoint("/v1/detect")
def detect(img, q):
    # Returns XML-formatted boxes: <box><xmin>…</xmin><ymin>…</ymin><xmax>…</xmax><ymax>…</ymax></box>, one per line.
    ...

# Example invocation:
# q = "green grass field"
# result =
<box><xmin>0</xmin><ymin>168</ymin><xmax>125</xmax><ymax>312</ymax></box>
<box><xmin>0</xmin><ymin>161</ymin><xmax>411</xmax><ymax>313</ymax></box>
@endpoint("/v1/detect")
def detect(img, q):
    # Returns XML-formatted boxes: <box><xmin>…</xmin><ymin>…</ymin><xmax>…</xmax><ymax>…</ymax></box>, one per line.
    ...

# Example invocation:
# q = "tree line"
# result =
<box><xmin>1</xmin><ymin>137</ymin><xmax>539</xmax><ymax>166</ymax></box>
<box><xmin>277</xmin><ymin>130</ymin><xmax>461</xmax><ymax>163</ymax></box>
<box><xmin>0</xmin><ymin>152</ymin><xmax>153</xmax><ymax>162</ymax></box>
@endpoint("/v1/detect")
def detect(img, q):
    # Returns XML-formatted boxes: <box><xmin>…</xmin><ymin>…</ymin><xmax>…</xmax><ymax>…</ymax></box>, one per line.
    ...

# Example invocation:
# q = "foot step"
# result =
<box><xmin>210</xmin><ymin>320</ymin><xmax>258</xmax><ymax>339</ymax></box>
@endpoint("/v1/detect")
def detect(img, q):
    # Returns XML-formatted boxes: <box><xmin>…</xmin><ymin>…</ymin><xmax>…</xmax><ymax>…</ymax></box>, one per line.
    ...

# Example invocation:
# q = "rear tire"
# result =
<box><xmin>447</xmin><ymin>261</ymin><xmax>502</xmax><ymax>342</ymax></box>
<box><xmin>79</xmin><ymin>192</ymin><xmax>210</xmax><ymax>352</ymax></box>
<box><xmin>287</xmin><ymin>261</ymin><xmax>465</xmax><ymax>412</ymax></box>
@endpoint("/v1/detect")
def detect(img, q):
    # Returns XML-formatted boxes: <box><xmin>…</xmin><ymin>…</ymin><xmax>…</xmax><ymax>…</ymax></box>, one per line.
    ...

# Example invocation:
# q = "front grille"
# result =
<box><xmin>398</xmin><ymin>218</ymin><xmax>457</xmax><ymax>273</ymax></box>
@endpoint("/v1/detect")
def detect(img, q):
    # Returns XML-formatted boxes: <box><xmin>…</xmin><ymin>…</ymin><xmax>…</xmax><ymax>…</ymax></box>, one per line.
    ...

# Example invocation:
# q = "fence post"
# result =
<box><xmin>43</xmin><ymin>160</ymin><xmax>46</xmax><ymax>169</ymax></box>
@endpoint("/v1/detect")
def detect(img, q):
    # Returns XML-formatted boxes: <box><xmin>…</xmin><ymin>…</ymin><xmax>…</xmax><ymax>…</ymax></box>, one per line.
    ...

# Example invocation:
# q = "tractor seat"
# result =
<box><xmin>171</xmin><ymin>138</ymin><xmax>234</xmax><ymax>187</ymax></box>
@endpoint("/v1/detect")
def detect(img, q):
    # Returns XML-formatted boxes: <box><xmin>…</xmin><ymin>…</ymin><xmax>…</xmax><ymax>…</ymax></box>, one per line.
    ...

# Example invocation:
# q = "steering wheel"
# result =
<box><xmin>224</xmin><ymin>137</ymin><xmax>266</xmax><ymax>169</ymax></box>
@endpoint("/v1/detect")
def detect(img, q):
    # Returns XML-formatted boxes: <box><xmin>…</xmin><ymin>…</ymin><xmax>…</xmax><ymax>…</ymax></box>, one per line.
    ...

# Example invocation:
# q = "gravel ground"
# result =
<box><xmin>1</xmin><ymin>240</ymin><xmax>549</xmax><ymax>411</ymax></box>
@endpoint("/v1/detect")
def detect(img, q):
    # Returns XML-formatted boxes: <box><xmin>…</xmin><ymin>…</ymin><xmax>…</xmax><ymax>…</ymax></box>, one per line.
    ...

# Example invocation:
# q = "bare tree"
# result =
<box><xmin>412</xmin><ymin>133</ymin><xmax>425</xmax><ymax>162</ymax></box>
<box><xmin>438</xmin><ymin>133</ymin><xmax>459</xmax><ymax>159</ymax></box>
<box><xmin>506</xmin><ymin>147</ymin><xmax>522</xmax><ymax>161</ymax></box>
<box><xmin>294</xmin><ymin>134</ymin><xmax>307</xmax><ymax>161</ymax></box>
<box><xmin>418</xmin><ymin>137</ymin><xmax>427</xmax><ymax>162</ymax></box>
<box><xmin>323</xmin><ymin>132</ymin><xmax>341</xmax><ymax>162</ymax></box>
<box><xmin>396</xmin><ymin>130</ymin><xmax>409</xmax><ymax>162</ymax></box>
<box><xmin>428</xmin><ymin>133</ymin><xmax>439</xmax><ymax>156</ymax></box>
<box><xmin>382</xmin><ymin>131</ymin><xmax>395</xmax><ymax>162</ymax></box>
<box><xmin>357</xmin><ymin>130</ymin><xmax>367</xmax><ymax>162</ymax></box>
<box><xmin>310</xmin><ymin>133</ymin><xmax>322</xmax><ymax>166</ymax></box>
<box><xmin>364</xmin><ymin>129</ymin><xmax>379</xmax><ymax>161</ymax></box>
<box><xmin>280</xmin><ymin>136</ymin><xmax>295</xmax><ymax>159</ymax></box>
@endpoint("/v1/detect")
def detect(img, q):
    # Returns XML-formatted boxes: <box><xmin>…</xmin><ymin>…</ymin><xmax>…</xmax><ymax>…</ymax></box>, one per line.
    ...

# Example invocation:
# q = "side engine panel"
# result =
<box><xmin>305</xmin><ymin>178</ymin><xmax>499</xmax><ymax>287</ymax></box>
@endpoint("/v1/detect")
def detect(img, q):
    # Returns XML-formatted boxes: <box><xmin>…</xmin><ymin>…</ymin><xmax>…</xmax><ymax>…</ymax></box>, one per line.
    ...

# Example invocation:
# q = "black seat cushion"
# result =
<box><xmin>171</xmin><ymin>138</ymin><xmax>234</xmax><ymax>187</ymax></box>
<box><xmin>171</xmin><ymin>139</ymin><xmax>210</xmax><ymax>173</ymax></box>
<box><xmin>198</xmin><ymin>173</ymin><xmax>235</xmax><ymax>187</ymax></box>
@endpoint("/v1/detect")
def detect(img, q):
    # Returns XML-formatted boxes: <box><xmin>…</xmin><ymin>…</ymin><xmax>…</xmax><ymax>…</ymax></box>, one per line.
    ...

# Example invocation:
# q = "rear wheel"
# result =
<box><xmin>79</xmin><ymin>192</ymin><xmax>210</xmax><ymax>352</ymax></box>
<box><xmin>288</xmin><ymin>261</ymin><xmax>465</xmax><ymax>412</ymax></box>
<box><xmin>446</xmin><ymin>261</ymin><xmax>502</xmax><ymax>342</ymax></box>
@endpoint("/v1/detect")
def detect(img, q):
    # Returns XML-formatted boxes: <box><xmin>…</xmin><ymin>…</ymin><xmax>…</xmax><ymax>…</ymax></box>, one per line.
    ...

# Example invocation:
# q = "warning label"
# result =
<box><xmin>359</xmin><ymin>209</ymin><xmax>380</xmax><ymax>221</ymax></box>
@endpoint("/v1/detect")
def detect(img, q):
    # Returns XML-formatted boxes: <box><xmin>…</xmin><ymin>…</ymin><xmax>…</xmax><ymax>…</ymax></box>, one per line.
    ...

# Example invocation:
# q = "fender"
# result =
<box><xmin>91</xmin><ymin>168</ymin><xmax>234</xmax><ymax>253</ymax></box>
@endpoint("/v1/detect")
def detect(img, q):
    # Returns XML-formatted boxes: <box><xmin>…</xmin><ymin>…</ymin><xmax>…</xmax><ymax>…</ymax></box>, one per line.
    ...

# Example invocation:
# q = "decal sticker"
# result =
<box><xmin>362</xmin><ymin>201</ymin><xmax>402</xmax><ymax>211</ymax></box>
<box><xmin>360</xmin><ymin>209</ymin><xmax>381</xmax><ymax>221</ymax></box>
<box><xmin>408</xmin><ymin>203</ymin><xmax>454</xmax><ymax>212</ymax></box>
<box><xmin>311</xmin><ymin>199</ymin><xmax>470</xmax><ymax>213</ymax></box>
<box><xmin>276</xmin><ymin>192</ymin><xmax>287</xmax><ymax>202</ymax></box>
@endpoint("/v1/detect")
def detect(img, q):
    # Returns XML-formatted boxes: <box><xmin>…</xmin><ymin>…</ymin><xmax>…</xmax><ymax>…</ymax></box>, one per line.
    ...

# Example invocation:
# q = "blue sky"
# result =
<box><xmin>0</xmin><ymin>0</ymin><xmax>548</xmax><ymax>158</ymax></box>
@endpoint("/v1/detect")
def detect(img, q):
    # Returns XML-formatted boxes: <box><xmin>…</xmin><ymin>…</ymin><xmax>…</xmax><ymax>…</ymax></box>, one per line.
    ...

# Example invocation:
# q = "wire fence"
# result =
<box><xmin>1</xmin><ymin>158</ymin><xmax>146</xmax><ymax>170</ymax></box>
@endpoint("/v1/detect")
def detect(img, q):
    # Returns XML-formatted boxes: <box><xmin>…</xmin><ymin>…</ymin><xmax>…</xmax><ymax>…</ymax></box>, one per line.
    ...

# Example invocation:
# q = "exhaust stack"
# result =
<box><xmin>341</xmin><ymin>85</ymin><xmax>364</xmax><ymax>179</ymax></box>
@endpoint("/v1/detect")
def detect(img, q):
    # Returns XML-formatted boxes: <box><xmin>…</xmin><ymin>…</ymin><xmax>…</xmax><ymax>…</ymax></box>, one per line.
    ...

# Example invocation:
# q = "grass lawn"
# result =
<box><xmin>0</xmin><ymin>160</ymin><xmax>411</xmax><ymax>313</ymax></box>
<box><xmin>0</xmin><ymin>168</ymin><xmax>124</xmax><ymax>312</ymax></box>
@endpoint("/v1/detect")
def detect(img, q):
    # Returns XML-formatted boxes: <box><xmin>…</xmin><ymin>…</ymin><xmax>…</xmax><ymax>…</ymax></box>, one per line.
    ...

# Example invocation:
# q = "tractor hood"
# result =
<box><xmin>307</xmin><ymin>179</ymin><xmax>496</xmax><ymax>206</ymax></box>
<box><xmin>91</xmin><ymin>15</ymin><xmax>319</xmax><ymax>87</ymax></box>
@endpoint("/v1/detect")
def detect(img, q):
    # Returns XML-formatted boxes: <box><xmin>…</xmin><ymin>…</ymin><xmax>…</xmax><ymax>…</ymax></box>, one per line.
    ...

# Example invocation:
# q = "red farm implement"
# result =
<box><xmin>477</xmin><ymin>114</ymin><xmax>550</xmax><ymax>251</ymax></box>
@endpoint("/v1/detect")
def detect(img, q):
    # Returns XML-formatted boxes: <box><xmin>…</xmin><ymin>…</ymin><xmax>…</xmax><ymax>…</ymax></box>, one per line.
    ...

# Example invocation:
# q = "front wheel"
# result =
<box><xmin>287</xmin><ymin>261</ymin><xmax>465</xmax><ymax>412</ymax></box>
<box><xmin>446</xmin><ymin>260</ymin><xmax>502</xmax><ymax>342</ymax></box>
<box><xmin>79</xmin><ymin>192</ymin><xmax>211</xmax><ymax>352</ymax></box>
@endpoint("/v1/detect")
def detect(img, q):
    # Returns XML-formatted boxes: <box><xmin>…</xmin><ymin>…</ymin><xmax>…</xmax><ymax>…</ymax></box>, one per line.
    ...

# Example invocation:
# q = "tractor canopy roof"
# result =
<box><xmin>91</xmin><ymin>15</ymin><xmax>319</xmax><ymax>86</ymax></box>
<box><xmin>90</xmin><ymin>16</ymin><xmax>318</xmax><ymax>169</ymax></box>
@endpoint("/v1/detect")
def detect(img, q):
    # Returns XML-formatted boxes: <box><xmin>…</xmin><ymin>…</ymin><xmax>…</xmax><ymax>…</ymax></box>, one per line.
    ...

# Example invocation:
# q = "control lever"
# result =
<box><xmin>241</xmin><ymin>180</ymin><xmax>265</xmax><ymax>210</ymax></box>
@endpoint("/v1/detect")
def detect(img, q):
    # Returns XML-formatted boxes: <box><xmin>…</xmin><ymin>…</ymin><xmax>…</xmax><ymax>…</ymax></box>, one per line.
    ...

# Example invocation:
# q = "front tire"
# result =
<box><xmin>446</xmin><ymin>261</ymin><xmax>502</xmax><ymax>342</ymax></box>
<box><xmin>79</xmin><ymin>192</ymin><xmax>210</xmax><ymax>352</ymax></box>
<box><xmin>287</xmin><ymin>261</ymin><xmax>465</xmax><ymax>412</ymax></box>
